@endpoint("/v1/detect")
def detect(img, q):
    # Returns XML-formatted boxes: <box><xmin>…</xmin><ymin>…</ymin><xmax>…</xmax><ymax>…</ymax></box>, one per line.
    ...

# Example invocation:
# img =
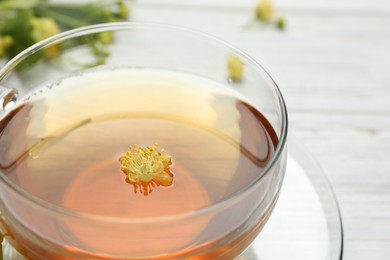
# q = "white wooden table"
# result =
<box><xmin>130</xmin><ymin>0</ymin><xmax>390</xmax><ymax>259</ymax></box>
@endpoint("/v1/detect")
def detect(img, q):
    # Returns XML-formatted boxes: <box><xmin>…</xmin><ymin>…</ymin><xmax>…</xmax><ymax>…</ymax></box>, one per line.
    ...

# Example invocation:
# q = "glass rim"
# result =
<box><xmin>0</xmin><ymin>22</ymin><xmax>288</xmax><ymax>224</ymax></box>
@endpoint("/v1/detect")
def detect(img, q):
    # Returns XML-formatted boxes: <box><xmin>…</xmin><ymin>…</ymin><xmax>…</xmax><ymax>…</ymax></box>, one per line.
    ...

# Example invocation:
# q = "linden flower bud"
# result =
<box><xmin>30</xmin><ymin>17</ymin><xmax>60</xmax><ymax>42</ymax></box>
<box><xmin>276</xmin><ymin>17</ymin><xmax>286</xmax><ymax>30</ymax></box>
<box><xmin>227</xmin><ymin>54</ymin><xmax>244</xmax><ymax>82</ymax></box>
<box><xmin>255</xmin><ymin>0</ymin><xmax>274</xmax><ymax>22</ymax></box>
<box><xmin>0</xmin><ymin>36</ymin><xmax>14</xmax><ymax>58</ymax></box>
<box><xmin>119</xmin><ymin>143</ymin><xmax>174</xmax><ymax>196</ymax></box>
<box><xmin>118</xmin><ymin>1</ymin><xmax>130</xmax><ymax>19</ymax></box>
<box><xmin>30</xmin><ymin>17</ymin><xmax>61</xmax><ymax>57</ymax></box>
<box><xmin>98</xmin><ymin>31</ymin><xmax>114</xmax><ymax>45</ymax></box>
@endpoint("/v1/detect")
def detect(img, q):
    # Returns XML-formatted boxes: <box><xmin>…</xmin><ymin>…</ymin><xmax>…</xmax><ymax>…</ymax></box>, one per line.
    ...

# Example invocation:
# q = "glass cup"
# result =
<box><xmin>0</xmin><ymin>23</ymin><xmax>288</xmax><ymax>259</ymax></box>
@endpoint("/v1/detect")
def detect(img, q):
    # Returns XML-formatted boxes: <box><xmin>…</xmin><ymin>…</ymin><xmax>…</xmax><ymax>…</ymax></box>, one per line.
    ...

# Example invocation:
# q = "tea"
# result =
<box><xmin>0</xmin><ymin>68</ymin><xmax>277</xmax><ymax>259</ymax></box>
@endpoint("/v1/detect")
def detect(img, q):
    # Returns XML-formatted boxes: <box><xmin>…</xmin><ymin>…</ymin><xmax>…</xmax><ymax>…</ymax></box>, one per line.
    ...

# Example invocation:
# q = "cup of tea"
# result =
<box><xmin>0</xmin><ymin>23</ymin><xmax>287</xmax><ymax>259</ymax></box>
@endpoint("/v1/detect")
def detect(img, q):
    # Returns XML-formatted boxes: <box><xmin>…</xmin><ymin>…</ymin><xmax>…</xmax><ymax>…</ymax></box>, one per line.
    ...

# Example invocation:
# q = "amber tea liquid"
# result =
<box><xmin>0</xmin><ymin>68</ymin><xmax>277</xmax><ymax>259</ymax></box>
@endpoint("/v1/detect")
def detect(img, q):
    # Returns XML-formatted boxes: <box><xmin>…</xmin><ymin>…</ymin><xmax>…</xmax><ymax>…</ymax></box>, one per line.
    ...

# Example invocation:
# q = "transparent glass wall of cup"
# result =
<box><xmin>0</xmin><ymin>23</ymin><xmax>288</xmax><ymax>259</ymax></box>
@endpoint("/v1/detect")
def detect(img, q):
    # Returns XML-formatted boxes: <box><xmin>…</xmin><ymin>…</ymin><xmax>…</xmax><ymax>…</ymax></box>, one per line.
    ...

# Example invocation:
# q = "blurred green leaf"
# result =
<box><xmin>0</xmin><ymin>0</ymin><xmax>130</xmax><ymax>67</ymax></box>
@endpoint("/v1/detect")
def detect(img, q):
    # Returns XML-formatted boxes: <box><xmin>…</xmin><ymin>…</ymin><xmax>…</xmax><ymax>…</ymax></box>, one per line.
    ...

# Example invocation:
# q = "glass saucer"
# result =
<box><xmin>239</xmin><ymin>141</ymin><xmax>344</xmax><ymax>260</ymax></box>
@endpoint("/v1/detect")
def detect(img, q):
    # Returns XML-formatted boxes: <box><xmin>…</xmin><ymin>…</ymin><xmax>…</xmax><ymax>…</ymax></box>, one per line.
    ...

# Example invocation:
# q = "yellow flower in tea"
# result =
<box><xmin>119</xmin><ymin>144</ymin><xmax>174</xmax><ymax>196</ymax></box>
<box><xmin>227</xmin><ymin>54</ymin><xmax>244</xmax><ymax>82</ymax></box>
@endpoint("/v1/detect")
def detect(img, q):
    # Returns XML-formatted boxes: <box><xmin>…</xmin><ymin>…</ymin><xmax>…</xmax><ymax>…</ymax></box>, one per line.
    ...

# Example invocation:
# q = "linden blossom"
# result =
<box><xmin>0</xmin><ymin>0</ymin><xmax>130</xmax><ymax>64</ymax></box>
<box><xmin>119</xmin><ymin>144</ymin><xmax>174</xmax><ymax>196</ymax></box>
<box><xmin>227</xmin><ymin>54</ymin><xmax>245</xmax><ymax>82</ymax></box>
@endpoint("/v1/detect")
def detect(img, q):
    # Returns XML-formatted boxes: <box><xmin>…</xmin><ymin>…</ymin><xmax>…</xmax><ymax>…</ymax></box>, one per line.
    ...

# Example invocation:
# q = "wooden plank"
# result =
<box><xmin>132</xmin><ymin>4</ymin><xmax>390</xmax><ymax>95</ymax></box>
<box><xmin>130</xmin><ymin>2</ymin><xmax>390</xmax><ymax>259</ymax></box>
<box><xmin>139</xmin><ymin>0</ymin><xmax>390</xmax><ymax>14</ymax></box>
